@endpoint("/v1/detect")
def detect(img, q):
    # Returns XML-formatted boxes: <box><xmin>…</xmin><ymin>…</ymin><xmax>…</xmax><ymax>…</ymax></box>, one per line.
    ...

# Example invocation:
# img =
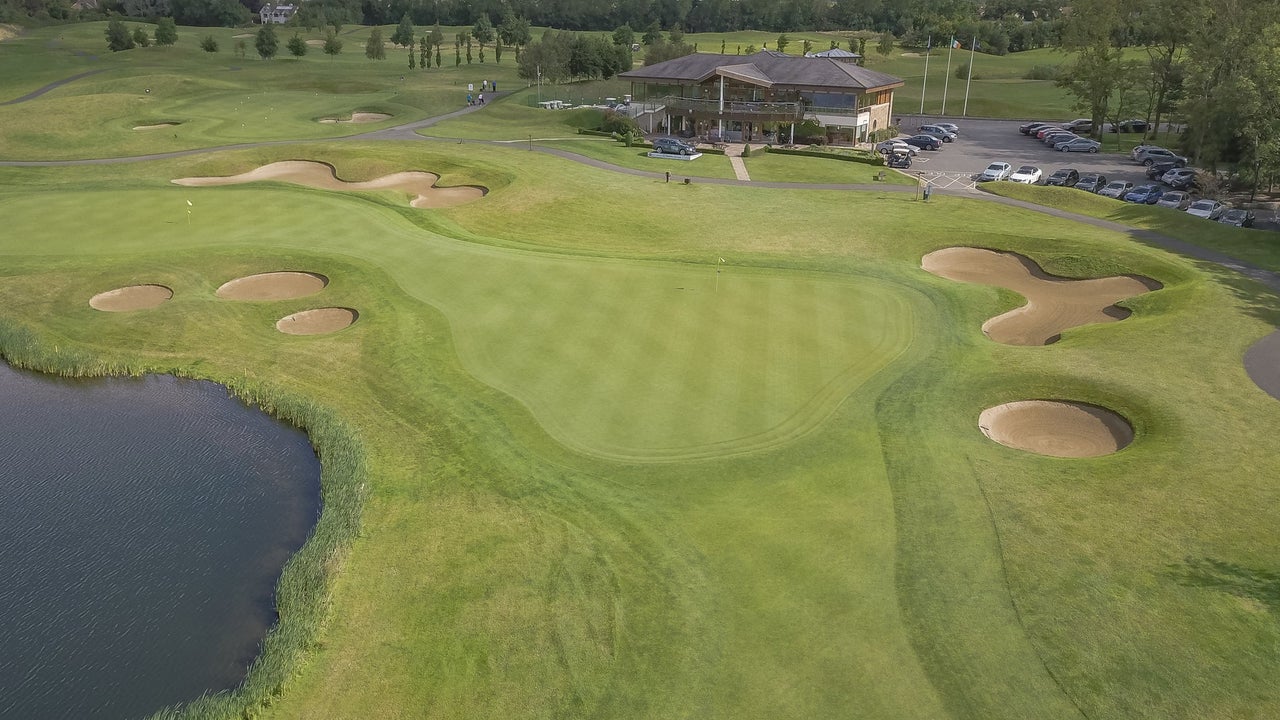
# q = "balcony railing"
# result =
<box><xmin>658</xmin><ymin>96</ymin><xmax>804</xmax><ymax>119</ymax></box>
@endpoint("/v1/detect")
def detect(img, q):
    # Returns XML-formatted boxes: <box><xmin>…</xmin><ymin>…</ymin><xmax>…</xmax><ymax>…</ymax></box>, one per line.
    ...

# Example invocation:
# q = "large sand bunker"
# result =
<box><xmin>216</xmin><ymin>271</ymin><xmax>328</xmax><ymax>301</ymax></box>
<box><xmin>172</xmin><ymin>160</ymin><xmax>486</xmax><ymax>209</ymax></box>
<box><xmin>922</xmin><ymin>247</ymin><xmax>1161</xmax><ymax>345</ymax></box>
<box><xmin>979</xmin><ymin>400</ymin><xmax>1134</xmax><ymax>458</ymax></box>
<box><xmin>89</xmin><ymin>284</ymin><xmax>173</xmax><ymax>312</ymax></box>
<box><xmin>1244</xmin><ymin>329</ymin><xmax>1280</xmax><ymax>401</ymax></box>
<box><xmin>318</xmin><ymin>112</ymin><xmax>391</xmax><ymax>124</ymax></box>
<box><xmin>276</xmin><ymin>307</ymin><xmax>358</xmax><ymax>335</ymax></box>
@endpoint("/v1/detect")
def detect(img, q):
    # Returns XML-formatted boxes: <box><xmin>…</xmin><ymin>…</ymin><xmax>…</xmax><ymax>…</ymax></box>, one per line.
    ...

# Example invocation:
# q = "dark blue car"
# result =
<box><xmin>1124</xmin><ymin>184</ymin><xmax>1165</xmax><ymax>204</ymax></box>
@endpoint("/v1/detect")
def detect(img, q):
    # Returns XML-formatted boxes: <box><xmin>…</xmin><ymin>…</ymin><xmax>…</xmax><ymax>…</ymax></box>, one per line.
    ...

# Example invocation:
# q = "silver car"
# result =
<box><xmin>1055</xmin><ymin>137</ymin><xmax>1101</xmax><ymax>153</ymax></box>
<box><xmin>1186</xmin><ymin>199</ymin><xmax>1225</xmax><ymax>220</ymax></box>
<box><xmin>1099</xmin><ymin>181</ymin><xmax>1134</xmax><ymax>198</ymax></box>
<box><xmin>1155</xmin><ymin>190</ymin><xmax>1193</xmax><ymax>210</ymax></box>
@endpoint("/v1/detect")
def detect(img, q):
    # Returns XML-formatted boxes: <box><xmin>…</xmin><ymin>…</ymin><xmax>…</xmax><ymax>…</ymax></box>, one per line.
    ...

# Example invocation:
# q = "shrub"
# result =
<box><xmin>954</xmin><ymin>61</ymin><xmax>979</xmax><ymax>80</ymax></box>
<box><xmin>600</xmin><ymin>109</ymin><xmax>638</xmax><ymax>135</ymax></box>
<box><xmin>1023</xmin><ymin>64</ymin><xmax>1059</xmax><ymax>80</ymax></box>
<box><xmin>741</xmin><ymin>143</ymin><xmax>751</xmax><ymax>157</ymax></box>
<box><xmin>200</xmin><ymin>34</ymin><xmax>218</xmax><ymax>52</ymax></box>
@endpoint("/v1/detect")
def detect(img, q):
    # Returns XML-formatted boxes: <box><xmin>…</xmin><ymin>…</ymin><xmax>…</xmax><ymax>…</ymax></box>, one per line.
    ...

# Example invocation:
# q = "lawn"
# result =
<box><xmin>3</xmin><ymin>23</ymin><xmax>1280</xmax><ymax>720</ymax></box>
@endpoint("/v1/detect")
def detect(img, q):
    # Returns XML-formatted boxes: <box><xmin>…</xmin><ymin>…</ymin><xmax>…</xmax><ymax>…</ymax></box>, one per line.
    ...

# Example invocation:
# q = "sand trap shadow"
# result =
<box><xmin>89</xmin><ymin>284</ymin><xmax>173</xmax><ymax>312</ymax></box>
<box><xmin>216</xmin><ymin>271</ymin><xmax>328</xmax><ymax>301</ymax></box>
<box><xmin>133</xmin><ymin>122</ymin><xmax>181</xmax><ymax>131</ymax></box>
<box><xmin>979</xmin><ymin>400</ymin><xmax>1133</xmax><ymax>458</ymax></box>
<box><xmin>318</xmin><ymin>112</ymin><xmax>391</xmax><ymax>124</ymax></box>
<box><xmin>172</xmin><ymin>160</ymin><xmax>486</xmax><ymax>209</ymax></box>
<box><xmin>922</xmin><ymin>247</ymin><xmax>1161</xmax><ymax>346</ymax></box>
<box><xmin>276</xmin><ymin>307</ymin><xmax>358</xmax><ymax>335</ymax></box>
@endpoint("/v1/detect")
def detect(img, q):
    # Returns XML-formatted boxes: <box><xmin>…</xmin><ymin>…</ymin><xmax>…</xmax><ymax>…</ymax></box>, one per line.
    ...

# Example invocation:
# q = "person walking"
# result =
<box><xmin>466</xmin><ymin>93</ymin><xmax>473</xmax><ymax>105</ymax></box>
<box><xmin>478</xmin><ymin>92</ymin><xmax>484</xmax><ymax>105</ymax></box>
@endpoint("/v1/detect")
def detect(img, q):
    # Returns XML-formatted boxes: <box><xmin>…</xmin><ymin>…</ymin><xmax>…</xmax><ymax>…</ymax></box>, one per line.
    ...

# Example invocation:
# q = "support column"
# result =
<box><xmin>718</xmin><ymin>75</ymin><xmax>725</xmax><ymax>139</ymax></box>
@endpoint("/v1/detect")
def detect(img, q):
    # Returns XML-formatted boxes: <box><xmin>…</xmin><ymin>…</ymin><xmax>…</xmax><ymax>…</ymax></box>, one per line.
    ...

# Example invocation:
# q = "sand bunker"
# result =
<box><xmin>276</xmin><ymin>307</ymin><xmax>358</xmax><ymax>335</ymax></box>
<box><xmin>133</xmin><ymin>122</ymin><xmax>180</xmax><ymax>130</ymax></box>
<box><xmin>172</xmin><ymin>160</ymin><xmax>485</xmax><ymax>209</ymax></box>
<box><xmin>318</xmin><ymin>112</ymin><xmax>391</xmax><ymax>124</ymax></box>
<box><xmin>922</xmin><ymin>247</ymin><xmax>1161</xmax><ymax>345</ymax></box>
<box><xmin>979</xmin><ymin>400</ymin><xmax>1133</xmax><ymax>458</ymax></box>
<box><xmin>89</xmin><ymin>284</ymin><xmax>173</xmax><ymax>312</ymax></box>
<box><xmin>216</xmin><ymin>271</ymin><xmax>328</xmax><ymax>301</ymax></box>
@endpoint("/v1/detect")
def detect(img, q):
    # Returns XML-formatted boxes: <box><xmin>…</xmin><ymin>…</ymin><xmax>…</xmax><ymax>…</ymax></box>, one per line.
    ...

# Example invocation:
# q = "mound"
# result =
<box><xmin>89</xmin><ymin>284</ymin><xmax>173</xmax><ymax>312</ymax></box>
<box><xmin>216</xmin><ymin>271</ymin><xmax>328</xmax><ymax>301</ymax></box>
<box><xmin>276</xmin><ymin>307</ymin><xmax>358</xmax><ymax>335</ymax></box>
<box><xmin>318</xmin><ymin>113</ymin><xmax>391</xmax><ymax>124</ymax></box>
<box><xmin>133</xmin><ymin>122</ymin><xmax>180</xmax><ymax>131</ymax></box>
<box><xmin>922</xmin><ymin>247</ymin><xmax>1160</xmax><ymax>345</ymax></box>
<box><xmin>1244</xmin><ymin>328</ymin><xmax>1280</xmax><ymax>401</ymax></box>
<box><xmin>173</xmin><ymin>160</ymin><xmax>485</xmax><ymax>209</ymax></box>
<box><xmin>979</xmin><ymin>400</ymin><xmax>1133</xmax><ymax>458</ymax></box>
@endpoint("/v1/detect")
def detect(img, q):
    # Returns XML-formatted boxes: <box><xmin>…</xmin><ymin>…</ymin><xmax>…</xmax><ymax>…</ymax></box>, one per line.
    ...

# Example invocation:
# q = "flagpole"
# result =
<box><xmin>941</xmin><ymin>37</ymin><xmax>954</xmax><ymax>116</ymax></box>
<box><xmin>919</xmin><ymin>35</ymin><xmax>930</xmax><ymax>115</ymax></box>
<box><xmin>962</xmin><ymin>36</ymin><xmax>976</xmax><ymax>116</ymax></box>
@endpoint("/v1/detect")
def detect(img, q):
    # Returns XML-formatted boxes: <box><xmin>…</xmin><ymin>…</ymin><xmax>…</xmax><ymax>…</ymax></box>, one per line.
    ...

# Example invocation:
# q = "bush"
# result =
<box><xmin>600</xmin><ymin>109</ymin><xmax>639</xmax><ymax>135</ymax></box>
<box><xmin>741</xmin><ymin>143</ymin><xmax>751</xmax><ymax>157</ymax></box>
<box><xmin>200</xmin><ymin>34</ymin><xmax>218</xmax><ymax>52</ymax></box>
<box><xmin>868</xmin><ymin>126</ymin><xmax>899</xmax><ymax>144</ymax></box>
<box><xmin>954</xmin><ymin>61</ymin><xmax>979</xmax><ymax>80</ymax></box>
<box><xmin>1023</xmin><ymin>64</ymin><xmax>1059</xmax><ymax>80</ymax></box>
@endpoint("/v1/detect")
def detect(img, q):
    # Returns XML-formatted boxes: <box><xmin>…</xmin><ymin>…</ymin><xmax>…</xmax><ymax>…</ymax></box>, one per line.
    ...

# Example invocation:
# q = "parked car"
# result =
<box><xmin>980</xmin><ymin>162</ymin><xmax>1013</xmax><ymax>181</ymax></box>
<box><xmin>1124</xmin><ymin>185</ymin><xmax>1165</xmax><ymax>204</ymax></box>
<box><xmin>919</xmin><ymin>124</ymin><xmax>957</xmax><ymax>142</ymax></box>
<box><xmin>1147</xmin><ymin>161</ymin><xmax>1180</xmax><ymax>180</ymax></box>
<box><xmin>1135</xmin><ymin>147</ymin><xmax>1188</xmax><ymax>166</ymax></box>
<box><xmin>1218</xmin><ymin>208</ymin><xmax>1256</xmax><ymax>227</ymax></box>
<box><xmin>1075</xmin><ymin>174</ymin><xmax>1108</xmax><ymax>193</ymax></box>
<box><xmin>1156</xmin><ymin>190</ymin><xmax>1193</xmax><ymax>209</ymax></box>
<box><xmin>1042</xmin><ymin>131</ymin><xmax>1078</xmax><ymax>146</ymax></box>
<box><xmin>1020</xmin><ymin>121</ymin><xmax>1052</xmax><ymax>134</ymax></box>
<box><xmin>1162</xmin><ymin>168</ymin><xmax>1199</xmax><ymax>189</ymax></box>
<box><xmin>651</xmin><ymin>137</ymin><xmax>697</xmax><ymax>155</ymax></box>
<box><xmin>905</xmin><ymin>134</ymin><xmax>943</xmax><ymax>150</ymax></box>
<box><xmin>1044</xmin><ymin>168</ymin><xmax>1081</xmax><ymax>187</ymax></box>
<box><xmin>1056</xmin><ymin>137</ymin><xmax>1102</xmax><ymax>153</ymax></box>
<box><xmin>1063</xmin><ymin>118</ymin><xmax>1093</xmax><ymax>132</ymax></box>
<box><xmin>1131</xmin><ymin>144</ymin><xmax>1160</xmax><ymax>160</ymax></box>
<box><xmin>1109</xmin><ymin>118</ymin><xmax>1149</xmax><ymax>133</ymax></box>
<box><xmin>1186</xmin><ymin>199</ymin><xmax>1225</xmax><ymax>220</ymax></box>
<box><xmin>886</xmin><ymin>152</ymin><xmax>913</xmax><ymax>169</ymax></box>
<box><xmin>877</xmin><ymin>139</ymin><xmax>919</xmax><ymax>156</ymax></box>
<box><xmin>1099</xmin><ymin>180</ymin><xmax>1135</xmax><ymax>198</ymax></box>
<box><xmin>1008</xmin><ymin>165</ymin><xmax>1043</xmax><ymax>184</ymax></box>
<box><xmin>935</xmin><ymin>122</ymin><xmax>960</xmax><ymax>135</ymax></box>
<box><xmin>1036</xmin><ymin>126</ymin><xmax>1066</xmax><ymax>140</ymax></box>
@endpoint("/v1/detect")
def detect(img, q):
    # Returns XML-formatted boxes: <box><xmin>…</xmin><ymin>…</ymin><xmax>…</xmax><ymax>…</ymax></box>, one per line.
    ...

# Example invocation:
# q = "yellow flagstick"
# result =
<box><xmin>715</xmin><ymin>256</ymin><xmax>725</xmax><ymax>293</ymax></box>
<box><xmin>186</xmin><ymin>199</ymin><xmax>192</xmax><ymax>226</ymax></box>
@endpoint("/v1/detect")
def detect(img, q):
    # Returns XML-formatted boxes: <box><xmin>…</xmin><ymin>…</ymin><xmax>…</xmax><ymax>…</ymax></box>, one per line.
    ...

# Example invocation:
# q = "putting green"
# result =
<box><xmin>0</xmin><ymin>187</ymin><xmax>915</xmax><ymax>461</ymax></box>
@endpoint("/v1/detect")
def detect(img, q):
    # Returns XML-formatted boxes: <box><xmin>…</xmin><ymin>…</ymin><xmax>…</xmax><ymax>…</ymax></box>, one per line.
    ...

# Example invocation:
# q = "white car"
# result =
<box><xmin>1008</xmin><ymin>165</ymin><xmax>1042</xmax><ymax>184</ymax></box>
<box><xmin>876</xmin><ymin>139</ymin><xmax>918</xmax><ymax>156</ymax></box>
<box><xmin>980</xmin><ymin>162</ymin><xmax>1013</xmax><ymax>182</ymax></box>
<box><xmin>1186</xmin><ymin>199</ymin><xmax>1225</xmax><ymax>220</ymax></box>
<box><xmin>1055</xmin><ymin>137</ymin><xmax>1101</xmax><ymax>153</ymax></box>
<box><xmin>1099</xmin><ymin>181</ymin><xmax>1134</xmax><ymax>198</ymax></box>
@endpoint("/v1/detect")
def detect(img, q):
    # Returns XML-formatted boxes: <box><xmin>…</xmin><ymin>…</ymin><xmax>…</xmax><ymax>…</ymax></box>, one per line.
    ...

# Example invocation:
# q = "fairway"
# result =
<box><xmin>3</xmin><ymin>22</ymin><xmax>1280</xmax><ymax>720</ymax></box>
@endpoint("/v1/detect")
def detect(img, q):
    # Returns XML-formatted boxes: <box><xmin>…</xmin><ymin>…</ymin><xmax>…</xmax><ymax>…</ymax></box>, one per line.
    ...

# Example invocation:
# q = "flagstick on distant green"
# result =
<box><xmin>716</xmin><ymin>256</ymin><xmax>726</xmax><ymax>292</ymax></box>
<box><xmin>186</xmin><ymin>199</ymin><xmax>192</xmax><ymax>226</ymax></box>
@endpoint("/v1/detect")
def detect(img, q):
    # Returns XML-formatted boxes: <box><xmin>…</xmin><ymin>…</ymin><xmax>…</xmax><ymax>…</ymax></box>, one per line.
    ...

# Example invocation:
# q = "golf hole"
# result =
<box><xmin>979</xmin><ymin>400</ymin><xmax>1133</xmax><ymax>458</ymax></box>
<box><xmin>276</xmin><ymin>307</ymin><xmax>358</xmax><ymax>335</ymax></box>
<box><xmin>89</xmin><ymin>284</ymin><xmax>173</xmax><ymax>312</ymax></box>
<box><xmin>216</xmin><ymin>272</ymin><xmax>328</xmax><ymax>301</ymax></box>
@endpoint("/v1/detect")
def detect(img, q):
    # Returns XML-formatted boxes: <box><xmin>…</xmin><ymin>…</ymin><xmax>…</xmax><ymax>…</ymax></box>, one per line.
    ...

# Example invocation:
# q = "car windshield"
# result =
<box><xmin>1106</xmin><ymin>183</ymin><xmax>1125</xmax><ymax>188</ymax></box>
<box><xmin>1224</xmin><ymin>210</ymin><xmax>1244</xmax><ymax>219</ymax></box>
<box><xmin>1190</xmin><ymin>201</ymin><xmax>1214</xmax><ymax>210</ymax></box>
<box><xmin>1016</xmin><ymin>166</ymin><xmax>1036</xmax><ymax>174</ymax></box>
<box><xmin>986</xmin><ymin>164</ymin><xmax>1004</xmax><ymax>171</ymax></box>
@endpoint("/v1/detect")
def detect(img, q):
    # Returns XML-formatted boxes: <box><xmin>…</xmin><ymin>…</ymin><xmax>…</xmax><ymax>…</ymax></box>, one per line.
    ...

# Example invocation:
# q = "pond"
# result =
<box><xmin>0</xmin><ymin>362</ymin><xmax>321</xmax><ymax>720</ymax></box>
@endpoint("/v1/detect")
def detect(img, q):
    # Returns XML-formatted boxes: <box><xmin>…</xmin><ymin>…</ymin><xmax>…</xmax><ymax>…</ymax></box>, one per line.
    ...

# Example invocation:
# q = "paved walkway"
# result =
<box><xmin>724</xmin><ymin>144</ymin><xmax>751</xmax><ymax>181</ymax></box>
<box><xmin>2</xmin><ymin>93</ymin><xmax>1278</xmax><ymax>400</ymax></box>
<box><xmin>1</xmin><ymin>68</ymin><xmax>109</xmax><ymax>106</ymax></box>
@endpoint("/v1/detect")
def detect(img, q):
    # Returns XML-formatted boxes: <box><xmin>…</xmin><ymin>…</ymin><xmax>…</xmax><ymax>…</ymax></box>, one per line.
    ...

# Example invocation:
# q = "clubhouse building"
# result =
<box><xmin>618</xmin><ymin>50</ymin><xmax>904</xmax><ymax>145</ymax></box>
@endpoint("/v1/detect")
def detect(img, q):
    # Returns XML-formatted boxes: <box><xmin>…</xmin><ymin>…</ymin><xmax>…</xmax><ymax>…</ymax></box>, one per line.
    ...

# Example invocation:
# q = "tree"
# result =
<box><xmin>392</xmin><ymin>14</ymin><xmax>414</xmax><ymax>47</ymax></box>
<box><xmin>473</xmin><ymin>15</ymin><xmax>493</xmax><ymax>63</ymax></box>
<box><xmin>498</xmin><ymin>13</ymin><xmax>530</xmax><ymax>60</ymax></box>
<box><xmin>776</xmin><ymin>33</ymin><xmax>789</xmax><ymax>53</ymax></box>
<box><xmin>365</xmin><ymin>26</ymin><xmax>385</xmax><ymax>60</ymax></box>
<box><xmin>613</xmin><ymin>24</ymin><xmax>633</xmax><ymax>47</ymax></box>
<box><xmin>435</xmin><ymin>45</ymin><xmax>441</xmax><ymax>68</ymax></box>
<box><xmin>408</xmin><ymin>46</ymin><xmax>415</xmax><ymax>69</ymax></box>
<box><xmin>429</xmin><ymin>23</ymin><xmax>444</xmax><ymax>63</ymax></box>
<box><xmin>132</xmin><ymin>26</ymin><xmax>150</xmax><ymax>47</ymax></box>
<box><xmin>154</xmin><ymin>17</ymin><xmax>176</xmax><ymax>46</ymax></box>
<box><xmin>465</xmin><ymin>32</ymin><xmax>472</xmax><ymax>63</ymax></box>
<box><xmin>170</xmin><ymin>0</ymin><xmax>250</xmax><ymax>27</ymax></box>
<box><xmin>200</xmin><ymin>34</ymin><xmax>218</xmax><ymax>52</ymax></box>
<box><xmin>255</xmin><ymin>24</ymin><xmax>278</xmax><ymax>59</ymax></box>
<box><xmin>641</xmin><ymin>21</ymin><xmax>661</xmax><ymax>46</ymax></box>
<box><xmin>1055</xmin><ymin>0</ymin><xmax>1127</xmax><ymax>138</ymax></box>
<box><xmin>235</xmin><ymin>38</ymin><xmax>246</xmax><ymax>58</ymax></box>
<box><xmin>323</xmin><ymin>31</ymin><xmax>343</xmax><ymax>57</ymax></box>
<box><xmin>288</xmin><ymin>32</ymin><xmax>307</xmax><ymax>57</ymax></box>
<box><xmin>454</xmin><ymin>34</ymin><xmax>461</xmax><ymax>66</ymax></box>
<box><xmin>418</xmin><ymin>35</ymin><xmax>427</xmax><ymax>68</ymax></box>
<box><xmin>877</xmin><ymin>31</ymin><xmax>893</xmax><ymax>57</ymax></box>
<box><xmin>106</xmin><ymin>18</ymin><xmax>134</xmax><ymax>51</ymax></box>
<box><xmin>720</xmin><ymin>38</ymin><xmax>725</xmax><ymax>54</ymax></box>
<box><xmin>802</xmin><ymin>39</ymin><xmax>812</xmax><ymax>55</ymax></box>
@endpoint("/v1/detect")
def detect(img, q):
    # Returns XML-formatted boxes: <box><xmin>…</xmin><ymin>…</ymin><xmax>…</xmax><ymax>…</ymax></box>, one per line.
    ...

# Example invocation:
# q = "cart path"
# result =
<box><xmin>0</xmin><ymin>68</ymin><xmax>110</xmax><ymax>106</ymax></box>
<box><xmin>3</xmin><ymin>99</ymin><xmax>1279</xmax><ymax>401</ymax></box>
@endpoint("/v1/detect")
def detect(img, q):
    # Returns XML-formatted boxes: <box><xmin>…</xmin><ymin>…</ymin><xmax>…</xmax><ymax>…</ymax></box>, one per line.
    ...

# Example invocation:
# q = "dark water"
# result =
<box><xmin>0</xmin><ymin>363</ymin><xmax>321</xmax><ymax>720</ymax></box>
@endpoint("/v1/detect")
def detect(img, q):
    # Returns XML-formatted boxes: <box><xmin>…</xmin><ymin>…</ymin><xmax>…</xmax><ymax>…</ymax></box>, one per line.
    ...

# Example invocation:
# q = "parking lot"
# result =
<box><xmin>889</xmin><ymin>115</ymin><xmax>1278</xmax><ymax>229</ymax></box>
